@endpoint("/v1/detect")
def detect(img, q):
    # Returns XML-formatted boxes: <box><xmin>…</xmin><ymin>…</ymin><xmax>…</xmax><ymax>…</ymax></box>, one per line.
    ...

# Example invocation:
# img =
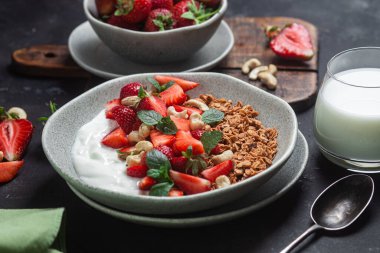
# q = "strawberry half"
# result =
<box><xmin>268</xmin><ymin>23</ymin><xmax>314</xmax><ymax>61</ymax></box>
<box><xmin>0</xmin><ymin>120</ymin><xmax>33</xmax><ymax>161</ymax></box>
<box><xmin>126</xmin><ymin>165</ymin><xmax>148</xmax><ymax>178</ymax></box>
<box><xmin>101</xmin><ymin>127</ymin><xmax>129</xmax><ymax>149</ymax></box>
<box><xmin>138</xmin><ymin>176</ymin><xmax>157</xmax><ymax>190</ymax></box>
<box><xmin>159</xmin><ymin>84</ymin><xmax>187</xmax><ymax>106</ymax></box>
<box><xmin>137</xmin><ymin>96</ymin><xmax>167</xmax><ymax>117</ymax></box>
<box><xmin>173</xmin><ymin>130</ymin><xmax>204</xmax><ymax>155</ymax></box>
<box><xmin>190</xmin><ymin>129</ymin><xmax>204</xmax><ymax>140</ymax></box>
<box><xmin>111</xmin><ymin>106</ymin><xmax>137</xmax><ymax>134</ymax></box>
<box><xmin>170</xmin><ymin>116</ymin><xmax>190</xmax><ymax>131</ymax></box>
<box><xmin>150</xmin><ymin>130</ymin><xmax>175</xmax><ymax>147</ymax></box>
<box><xmin>168</xmin><ymin>188</ymin><xmax>184</xmax><ymax>197</ymax></box>
<box><xmin>154</xmin><ymin>145</ymin><xmax>175</xmax><ymax>160</ymax></box>
<box><xmin>201</xmin><ymin>160</ymin><xmax>233</xmax><ymax>182</ymax></box>
<box><xmin>170</xmin><ymin>170</ymin><xmax>211</xmax><ymax>195</ymax></box>
<box><xmin>144</xmin><ymin>8</ymin><xmax>175</xmax><ymax>32</ymax></box>
<box><xmin>115</xmin><ymin>0</ymin><xmax>152</xmax><ymax>24</ymax></box>
<box><xmin>120</xmin><ymin>82</ymin><xmax>143</xmax><ymax>99</ymax></box>
<box><xmin>154</xmin><ymin>75</ymin><xmax>199</xmax><ymax>92</ymax></box>
<box><xmin>173</xmin><ymin>105</ymin><xmax>203</xmax><ymax>117</ymax></box>
<box><xmin>0</xmin><ymin>160</ymin><xmax>24</xmax><ymax>183</ymax></box>
<box><xmin>105</xmin><ymin>98</ymin><xmax>121</xmax><ymax>119</ymax></box>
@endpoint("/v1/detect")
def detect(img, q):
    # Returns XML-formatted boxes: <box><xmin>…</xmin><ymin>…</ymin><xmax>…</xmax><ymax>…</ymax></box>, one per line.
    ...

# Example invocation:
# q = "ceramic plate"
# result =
<box><xmin>67</xmin><ymin>131</ymin><xmax>308</xmax><ymax>228</ymax></box>
<box><xmin>68</xmin><ymin>21</ymin><xmax>234</xmax><ymax>79</ymax></box>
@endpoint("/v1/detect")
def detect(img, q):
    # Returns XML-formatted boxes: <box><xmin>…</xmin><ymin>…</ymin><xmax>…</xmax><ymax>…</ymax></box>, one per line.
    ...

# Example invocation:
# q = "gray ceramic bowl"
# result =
<box><xmin>42</xmin><ymin>73</ymin><xmax>298</xmax><ymax>215</ymax></box>
<box><xmin>83</xmin><ymin>0</ymin><xmax>228</xmax><ymax>64</ymax></box>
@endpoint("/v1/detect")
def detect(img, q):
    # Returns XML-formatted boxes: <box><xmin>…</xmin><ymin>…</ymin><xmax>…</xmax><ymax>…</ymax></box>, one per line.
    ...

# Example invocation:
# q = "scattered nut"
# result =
<box><xmin>121</xmin><ymin>96</ymin><xmax>141</xmax><ymax>108</ymax></box>
<box><xmin>249</xmin><ymin>66</ymin><xmax>269</xmax><ymax>81</ymax></box>
<box><xmin>167</xmin><ymin>106</ymin><xmax>188</xmax><ymax>119</ymax></box>
<box><xmin>183</xmin><ymin>99</ymin><xmax>209</xmax><ymax>111</ymax></box>
<box><xmin>126</xmin><ymin>154</ymin><xmax>142</xmax><ymax>167</ymax></box>
<box><xmin>138</xmin><ymin>124</ymin><xmax>153</xmax><ymax>139</ymax></box>
<box><xmin>268</xmin><ymin>64</ymin><xmax>277</xmax><ymax>75</ymax></box>
<box><xmin>0</xmin><ymin>151</ymin><xmax>3</xmax><ymax>161</ymax></box>
<box><xmin>215</xmin><ymin>175</ymin><xmax>231</xmax><ymax>189</ymax></box>
<box><xmin>258</xmin><ymin>71</ymin><xmax>278</xmax><ymax>90</ymax></box>
<box><xmin>189</xmin><ymin>113</ymin><xmax>205</xmax><ymax>130</ymax></box>
<box><xmin>135</xmin><ymin>140</ymin><xmax>153</xmax><ymax>152</ymax></box>
<box><xmin>211</xmin><ymin>150</ymin><xmax>233</xmax><ymax>165</ymax></box>
<box><xmin>8</xmin><ymin>107</ymin><xmax>27</xmax><ymax>119</ymax></box>
<box><xmin>127</xmin><ymin>130</ymin><xmax>145</xmax><ymax>143</ymax></box>
<box><xmin>241</xmin><ymin>58</ymin><xmax>261</xmax><ymax>74</ymax></box>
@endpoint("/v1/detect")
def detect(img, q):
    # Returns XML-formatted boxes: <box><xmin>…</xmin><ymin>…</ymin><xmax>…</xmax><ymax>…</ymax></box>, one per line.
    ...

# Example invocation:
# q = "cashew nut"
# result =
<box><xmin>258</xmin><ymin>71</ymin><xmax>278</xmax><ymax>90</ymax></box>
<box><xmin>211</xmin><ymin>150</ymin><xmax>233</xmax><ymax>165</ymax></box>
<box><xmin>127</xmin><ymin>130</ymin><xmax>145</xmax><ymax>143</ymax></box>
<box><xmin>138</xmin><ymin>124</ymin><xmax>153</xmax><ymax>139</ymax></box>
<box><xmin>241</xmin><ymin>58</ymin><xmax>262</xmax><ymax>74</ymax></box>
<box><xmin>0</xmin><ymin>151</ymin><xmax>3</xmax><ymax>161</ymax></box>
<box><xmin>189</xmin><ymin>113</ymin><xmax>205</xmax><ymax>130</ymax></box>
<box><xmin>135</xmin><ymin>140</ymin><xmax>153</xmax><ymax>152</ymax></box>
<box><xmin>249</xmin><ymin>66</ymin><xmax>269</xmax><ymax>80</ymax></box>
<box><xmin>268</xmin><ymin>64</ymin><xmax>278</xmax><ymax>75</ymax></box>
<box><xmin>183</xmin><ymin>99</ymin><xmax>209</xmax><ymax>111</ymax></box>
<box><xmin>215</xmin><ymin>175</ymin><xmax>231</xmax><ymax>189</ymax></box>
<box><xmin>167</xmin><ymin>106</ymin><xmax>188</xmax><ymax>119</ymax></box>
<box><xmin>7</xmin><ymin>107</ymin><xmax>27</xmax><ymax>119</ymax></box>
<box><xmin>126</xmin><ymin>154</ymin><xmax>142</xmax><ymax>167</ymax></box>
<box><xmin>121</xmin><ymin>96</ymin><xmax>141</xmax><ymax>108</ymax></box>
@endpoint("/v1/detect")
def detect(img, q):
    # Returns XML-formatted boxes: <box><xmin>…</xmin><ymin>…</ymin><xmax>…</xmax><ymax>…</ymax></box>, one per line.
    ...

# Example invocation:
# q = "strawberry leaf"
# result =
<box><xmin>201</xmin><ymin>130</ymin><xmax>223</xmax><ymax>154</ymax></box>
<box><xmin>202</xmin><ymin>109</ymin><xmax>224</xmax><ymax>125</ymax></box>
<box><xmin>149</xmin><ymin>182</ymin><xmax>174</xmax><ymax>196</ymax></box>
<box><xmin>137</xmin><ymin>110</ymin><xmax>162</xmax><ymax>126</ymax></box>
<box><xmin>181</xmin><ymin>11</ymin><xmax>195</xmax><ymax>20</ymax></box>
<box><xmin>156</xmin><ymin>117</ymin><xmax>177</xmax><ymax>135</ymax></box>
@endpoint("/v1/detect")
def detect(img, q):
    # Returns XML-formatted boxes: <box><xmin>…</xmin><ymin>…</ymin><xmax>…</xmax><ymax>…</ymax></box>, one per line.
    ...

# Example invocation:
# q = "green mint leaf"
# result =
<box><xmin>156</xmin><ymin>117</ymin><xmax>177</xmax><ymax>135</ymax></box>
<box><xmin>148</xmin><ymin>77</ymin><xmax>163</xmax><ymax>92</ymax></box>
<box><xmin>146</xmin><ymin>149</ymin><xmax>171</xmax><ymax>171</ymax></box>
<box><xmin>138</xmin><ymin>86</ymin><xmax>149</xmax><ymax>99</ymax></box>
<box><xmin>181</xmin><ymin>11</ymin><xmax>195</xmax><ymax>20</ymax></box>
<box><xmin>147</xmin><ymin>169</ymin><xmax>161</xmax><ymax>179</ymax></box>
<box><xmin>202</xmin><ymin>109</ymin><xmax>224</xmax><ymax>125</ymax></box>
<box><xmin>201</xmin><ymin>130</ymin><xmax>223</xmax><ymax>154</ymax></box>
<box><xmin>149</xmin><ymin>182</ymin><xmax>174</xmax><ymax>196</ymax></box>
<box><xmin>137</xmin><ymin>110</ymin><xmax>162</xmax><ymax>126</ymax></box>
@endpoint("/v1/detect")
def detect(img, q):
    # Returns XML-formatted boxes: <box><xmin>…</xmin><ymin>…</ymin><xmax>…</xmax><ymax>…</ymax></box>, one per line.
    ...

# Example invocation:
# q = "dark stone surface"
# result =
<box><xmin>1</xmin><ymin>0</ymin><xmax>380</xmax><ymax>252</ymax></box>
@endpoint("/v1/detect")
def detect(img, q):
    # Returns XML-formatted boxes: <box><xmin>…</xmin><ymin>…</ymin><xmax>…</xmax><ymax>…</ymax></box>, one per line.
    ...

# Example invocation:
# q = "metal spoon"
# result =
<box><xmin>280</xmin><ymin>174</ymin><xmax>374</xmax><ymax>253</ymax></box>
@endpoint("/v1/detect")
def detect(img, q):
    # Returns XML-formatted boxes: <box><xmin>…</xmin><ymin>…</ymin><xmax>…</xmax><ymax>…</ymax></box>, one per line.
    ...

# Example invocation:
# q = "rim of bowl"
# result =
<box><xmin>42</xmin><ymin>72</ymin><xmax>297</xmax><ymax>205</ymax></box>
<box><xmin>83</xmin><ymin>0</ymin><xmax>228</xmax><ymax>35</ymax></box>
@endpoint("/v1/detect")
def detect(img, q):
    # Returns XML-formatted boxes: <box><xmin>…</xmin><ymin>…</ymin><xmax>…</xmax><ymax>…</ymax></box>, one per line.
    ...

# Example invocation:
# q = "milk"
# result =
<box><xmin>314</xmin><ymin>68</ymin><xmax>380</xmax><ymax>162</ymax></box>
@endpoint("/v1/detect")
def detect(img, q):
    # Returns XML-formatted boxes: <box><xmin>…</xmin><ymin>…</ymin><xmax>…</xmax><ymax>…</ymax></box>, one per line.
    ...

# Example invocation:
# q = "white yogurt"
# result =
<box><xmin>71</xmin><ymin>110</ymin><xmax>145</xmax><ymax>195</ymax></box>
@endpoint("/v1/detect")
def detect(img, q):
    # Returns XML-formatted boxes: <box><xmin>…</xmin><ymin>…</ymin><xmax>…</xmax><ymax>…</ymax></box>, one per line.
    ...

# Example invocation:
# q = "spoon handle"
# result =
<box><xmin>280</xmin><ymin>224</ymin><xmax>322</xmax><ymax>253</ymax></box>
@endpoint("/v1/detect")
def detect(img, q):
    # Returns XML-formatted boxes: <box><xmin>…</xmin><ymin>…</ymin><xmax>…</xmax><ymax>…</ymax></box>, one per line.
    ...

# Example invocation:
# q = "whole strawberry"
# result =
<box><xmin>151</xmin><ymin>0</ymin><xmax>173</xmax><ymax>10</ymax></box>
<box><xmin>111</xmin><ymin>105</ymin><xmax>137</xmax><ymax>134</ymax></box>
<box><xmin>96</xmin><ymin>0</ymin><xmax>116</xmax><ymax>17</ymax></box>
<box><xmin>144</xmin><ymin>8</ymin><xmax>175</xmax><ymax>32</ymax></box>
<box><xmin>173</xmin><ymin>0</ymin><xmax>218</xmax><ymax>28</ymax></box>
<box><xmin>115</xmin><ymin>0</ymin><xmax>152</xmax><ymax>24</ymax></box>
<box><xmin>107</xmin><ymin>15</ymin><xmax>142</xmax><ymax>30</ymax></box>
<box><xmin>120</xmin><ymin>82</ymin><xmax>143</xmax><ymax>99</ymax></box>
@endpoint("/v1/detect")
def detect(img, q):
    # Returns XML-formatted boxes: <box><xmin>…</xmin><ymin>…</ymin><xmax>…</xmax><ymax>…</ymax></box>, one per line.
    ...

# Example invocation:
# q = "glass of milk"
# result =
<box><xmin>314</xmin><ymin>47</ymin><xmax>380</xmax><ymax>172</ymax></box>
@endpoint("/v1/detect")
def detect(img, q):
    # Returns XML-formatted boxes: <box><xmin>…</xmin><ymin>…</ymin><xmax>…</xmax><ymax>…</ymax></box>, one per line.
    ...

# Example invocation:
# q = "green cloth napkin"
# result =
<box><xmin>0</xmin><ymin>208</ymin><xmax>66</xmax><ymax>253</ymax></box>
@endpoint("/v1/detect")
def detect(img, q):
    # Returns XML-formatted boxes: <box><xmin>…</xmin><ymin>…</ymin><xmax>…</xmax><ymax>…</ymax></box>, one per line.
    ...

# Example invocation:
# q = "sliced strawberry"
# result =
<box><xmin>105</xmin><ymin>99</ymin><xmax>121</xmax><ymax>120</ymax></box>
<box><xmin>190</xmin><ymin>129</ymin><xmax>205</xmax><ymax>140</ymax></box>
<box><xmin>138</xmin><ymin>176</ymin><xmax>156</xmax><ymax>190</ymax></box>
<box><xmin>154</xmin><ymin>145</ymin><xmax>175</xmax><ymax>160</ymax></box>
<box><xmin>150</xmin><ymin>130</ymin><xmax>175</xmax><ymax>147</ymax></box>
<box><xmin>140</xmin><ymin>151</ymin><xmax>147</xmax><ymax>165</ymax></box>
<box><xmin>173</xmin><ymin>130</ymin><xmax>204</xmax><ymax>155</ymax></box>
<box><xmin>154</xmin><ymin>75</ymin><xmax>199</xmax><ymax>92</ymax></box>
<box><xmin>168</xmin><ymin>188</ymin><xmax>184</xmax><ymax>197</ymax></box>
<box><xmin>210</xmin><ymin>144</ymin><xmax>222</xmax><ymax>155</ymax></box>
<box><xmin>137</xmin><ymin>96</ymin><xmax>167</xmax><ymax>117</ymax></box>
<box><xmin>170</xmin><ymin>170</ymin><xmax>211</xmax><ymax>195</ymax></box>
<box><xmin>118</xmin><ymin>146</ymin><xmax>137</xmax><ymax>159</ymax></box>
<box><xmin>170</xmin><ymin>156</ymin><xmax>188</xmax><ymax>172</ymax></box>
<box><xmin>111</xmin><ymin>106</ymin><xmax>137</xmax><ymax>134</ymax></box>
<box><xmin>170</xmin><ymin>116</ymin><xmax>190</xmax><ymax>131</ymax></box>
<box><xmin>120</xmin><ymin>82</ymin><xmax>143</xmax><ymax>99</ymax></box>
<box><xmin>101</xmin><ymin>127</ymin><xmax>129</xmax><ymax>149</ymax></box>
<box><xmin>126</xmin><ymin>165</ymin><xmax>148</xmax><ymax>178</ymax></box>
<box><xmin>201</xmin><ymin>160</ymin><xmax>234</xmax><ymax>182</ymax></box>
<box><xmin>159</xmin><ymin>84</ymin><xmax>187</xmax><ymax>106</ymax></box>
<box><xmin>0</xmin><ymin>160</ymin><xmax>24</xmax><ymax>183</ymax></box>
<box><xmin>173</xmin><ymin>105</ymin><xmax>203</xmax><ymax>117</ymax></box>
<box><xmin>0</xmin><ymin>119</ymin><xmax>33</xmax><ymax>161</ymax></box>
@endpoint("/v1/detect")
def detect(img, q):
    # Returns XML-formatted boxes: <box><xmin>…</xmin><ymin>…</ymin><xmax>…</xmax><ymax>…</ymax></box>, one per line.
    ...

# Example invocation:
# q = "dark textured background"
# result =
<box><xmin>1</xmin><ymin>0</ymin><xmax>380</xmax><ymax>252</ymax></box>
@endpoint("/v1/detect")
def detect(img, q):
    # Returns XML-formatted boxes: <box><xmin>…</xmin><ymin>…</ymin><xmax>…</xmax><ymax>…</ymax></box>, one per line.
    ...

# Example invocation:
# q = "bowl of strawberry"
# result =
<box><xmin>84</xmin><ymin>0</ymin><xmax>227</xmax><ymax>64</ymax></box>
<box><xmin>42</xmin><ymin>73</ymin><xmax>297</xmax><ymax>215</ymax></box>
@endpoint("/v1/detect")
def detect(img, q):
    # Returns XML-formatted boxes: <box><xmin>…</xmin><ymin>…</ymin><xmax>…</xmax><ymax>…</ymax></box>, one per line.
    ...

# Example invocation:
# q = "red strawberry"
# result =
<box><xmin>267</xmin><ymin>23</ymin><xmax>314</xmax><ymax>61</ymax></box>
<box><xmin>159</xmin><ymin>84</ymin><xmax>187</xmax><ymax>106</ymax></box>
<box><xmin>150</xmin><ymin>130</ymin><xmax>175</xmax><ymax>147</ymax></box>
<box><xmin>126</xmin><ymin>165</ymin><xmax>148</xmax><ymax>178</ymax></box>
<box><xmin>210</xmin><ymin>144</ymin><xmax>221</xmax><ymax>155</ymax></box>
<box><xmin>107</xmin><ymin>15</ymin><xmax>142</xmax><ymax>30</ymax></box>
<box><xmin>173</xmin><ymin>130</ymin><xmax>204</xmax><ymax>155</ymax></box>
<box><xmin>198</xmin><ymin>0</ymin><xmax>220</xmax><ymax>7</ymax></box>
<box><xmin>168</xmin><ymin>188</ymin><xmax>184</xmax><ymax>197</ymax></box>
<box><xmin>173</xmin><ymin>105</ymin><xmax>203</xmax><ymax>117</ymax></box>
<box><xmin>151</xmin><ymin>0</ymin><xmax>173</xmax><ymax>10</ymax></box>
<box><xmin>140</xmin><ymin>151</ymin><xmax>147</xmax><ymax>165</ymax></box>
<box><xmin>105</xmin><ymin>99</ymin><xmax>121</xmax><ymax>119</ymax></box>
<box><xmin>139</xmin><ymin>176</ymin><xmax>156</xmax><ymax>190</ymax></box>
<box><xmin>170</xmin><ymin>156</ymin><xmax>188</xmax><ymax>172</ymax></box>
<box><xmin>172</xmin><ymin>0</ymin><xmax>200</xmax><ymax>27</ymax></box>
<box><xmin>101</xmin><ymin>127</ymin><xmax>129</xmax><ymax>149</ymax></box>
<box><xmin>201</xmin><ymin>160</ymin><xmax>233</xmax><ymax>182</ymax></box>
<box><xmin>170</xmin><ymin>116</ymin><xmax>190</xmax><ymax>131</ymax></box>
<box><xmin>154</xmin><ymin>145</ymin><xmax>175</xmax><ymax>160</ymax></box>
<box><xmin>132</xmin><ymin>118</ymin><xmax>142</xmax><ymax>130</ymax></box>
<box><xmin>144</xmin><ymin>8</ymin><xmax>175</xmax><ymax>32</ymax></box>
<box><xmin>111</xmin><ymin>106</ymin><xmax>137</xmax><ymax>134</ymax></box>
<box><xmin>116</xmin><ymin>0</ymin><xmax>152</xmax><ymax>24</ymax></box>
<box><xmin>137</xmin><ymin>96</ymin><xmax>167</xmax><ymax>117</ymax></box>
<box><xmin>190</xmin><ymin>129</ymin><xmax>204</xmax><ymax>140</ymax></box>
<box><xmin>120</xmin><ymin>82</ymin><xmax>142</xmax><ymax>99</ymax></box>
<box><xmin>0</xmin><ymin>120</ymin><xmax>33</xmax><ymax>161</ymax></box>
<box><xmin>170</xmin><ymin>170</ymin><xmax>211</xmax><ymax>195</ymax></box>
<box><xmin>0</xmin><ymin>160</ymin><xmax>24</xmax><ymax>183</ymax></box>
<box><xmin>96</xmin><ymin>0</ymin><xmax>116</xmax><ymax>16</ymax></box>
<box><xmin>117</xmin><ymin>146</ymin><xmax>137</xmax><ymax>159</ymax></box>
<box><xmin>155</xmin><ymin>75</ymin><xmax>199</xmax><ymax>92</ymax></box>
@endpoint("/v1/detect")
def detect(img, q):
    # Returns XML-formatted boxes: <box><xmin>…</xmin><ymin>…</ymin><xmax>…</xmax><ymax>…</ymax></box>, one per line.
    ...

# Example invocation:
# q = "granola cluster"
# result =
<box><xmin>199</xmin><ymin>94</ymin><xmax>278</xmax><ymax>184</ymax></box>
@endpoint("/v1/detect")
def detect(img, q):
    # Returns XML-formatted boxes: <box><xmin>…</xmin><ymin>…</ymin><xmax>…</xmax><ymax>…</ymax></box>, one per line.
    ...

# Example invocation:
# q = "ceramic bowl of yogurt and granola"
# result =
<box><xmin>42</xmin><ymin>72</ymin><xmax>297</xmax><ymax>215</ymax></box>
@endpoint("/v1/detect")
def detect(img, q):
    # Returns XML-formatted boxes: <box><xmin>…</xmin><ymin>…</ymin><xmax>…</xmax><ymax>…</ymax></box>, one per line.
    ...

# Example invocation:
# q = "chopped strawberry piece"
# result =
<box><xmin>150</xmin><ymin>130</ymin><xmax>175</xmax><ymax>147</ymax></box>
<box><xmin>201</xmin><ymin>160</ymin><xmax>234</xmax><ymax>182</ymax></box>
<box><xmin>154</xmin><ymin>145</ymin><xmax>175</xmax><ymax>160</ymax></box>
<box><xmin>170</xmin><ymin>156</ymin><xmax>188</xmax><ymax>172</ymax></box>
<box><xmin>170</xmin><ymin>170</ymin><xmax>211</xmax><ymax>195</ymax></box>
<box><xmin>111</xmin><ymin>106</ymin><xmax>137</xmax><ymax>134</ymax></box>
<box><xmin>210</xmin><ymin>144</ymin><xmax>222</xmax><ymax>155</ymax></box>
<box><xmin>0</xmin><ymin>119</ymin><xmax>33</xmax><ymax>161</ymax></box>
<box><xmin>137</xmin><ymin>96</ymin><xmax>167</xmax><ymax>117</ymax></box>
<box><xmin>139</xmin><ymin>176</ymin><xmax>157</xmax><ymax>190</ymax></box>
<box><xmin>118</xmin><ymin>146</ymin><xmax>137</xmax><ymax>159</ymax></box>
<box><xmin>155</xmin><ymin>75</ymin><xmax>199</xmax><ymax>92</ymax></box>
<box><xmin>173</xmin><ymin>105</ymin><xmax>203</xmax><ymax>117</ymax></box>
<box><xmin>0</xmin><ymin>160</ymin><xmax>24</xmax><ymax>183</ymax></box>
<box><xmin>120</xmin><ymin>82</ymin><xmax>143</xmax><ymax>99</ymax></box>
<box><xmin>105</xmin><ymin>99</ymin><xmax>121</xmax><ymax>119</ymax></box>
<box><xmin>190</xmin><ymin>129</ymin><xmax>205</xmax><ymax>140</ymax></box>
<box><xmin>173</xmin><ymin>130</ymin><xmax>204</xmax><ymax>155</ymax></box>
<box><xmin>140</xmin><ymin>151</ymin><xmax>147</xmax><ymax>165</ymax></box>
<box><xmin>101</xmin><ymin>127</ymin><xmax>129</xmax><ymax>149</ymax></box>
<box><xmin>168</xmin><ymin>188</ymin><xmax>184</xmax><ymax>197</ymax></box>
<box><xmin>126</xmin><ymin>165</ymin><xmax>148</xmax><ymax>178</ymax></box>
<box><xmin>159</xmin><ymin>84</ymin><xmax>187</xmax><ymax>106</ymax></box>
<box><xmin>170</xmin><ymin>116</ymin><xmax>190</xmax><ymax>131</ymax></box>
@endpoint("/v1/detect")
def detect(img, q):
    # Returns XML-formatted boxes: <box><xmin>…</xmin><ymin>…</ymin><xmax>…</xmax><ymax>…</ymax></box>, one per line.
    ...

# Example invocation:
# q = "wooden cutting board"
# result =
<box><xmin>11</xmin><ymin>17</ymin><xmax>318</xmax><ymax>112</ymax></box>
